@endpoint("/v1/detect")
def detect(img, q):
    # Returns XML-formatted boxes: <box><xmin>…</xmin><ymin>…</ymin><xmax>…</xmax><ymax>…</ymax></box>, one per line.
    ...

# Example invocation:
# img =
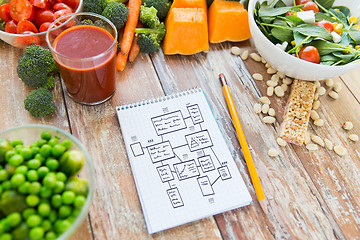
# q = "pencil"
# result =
<box><xmin>219</xmin><ymin>73</ymin><xmax>268</xmax><ymax>214</ymax></box>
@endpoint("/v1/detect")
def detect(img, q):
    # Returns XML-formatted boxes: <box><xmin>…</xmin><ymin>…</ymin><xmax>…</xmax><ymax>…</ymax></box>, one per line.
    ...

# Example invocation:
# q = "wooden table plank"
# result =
<box><xmin>62</xmin><ymin>53</ymin><xmax>222</xmax><ymax>239</ymax></box>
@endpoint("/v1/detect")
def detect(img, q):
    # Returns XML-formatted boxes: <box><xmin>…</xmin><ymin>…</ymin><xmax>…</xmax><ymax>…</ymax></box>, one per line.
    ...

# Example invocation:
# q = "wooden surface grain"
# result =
<box><xmin>1</xmin><ymin>37</ymin><xmax>360</xmax><ymax>240</ymax></box>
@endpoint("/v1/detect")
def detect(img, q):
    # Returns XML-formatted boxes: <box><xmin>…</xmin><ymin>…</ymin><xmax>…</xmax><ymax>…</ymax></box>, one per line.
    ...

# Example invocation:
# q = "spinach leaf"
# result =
<box><xmin>320</xmin><ymin>54</ymin><xmax>341</xmax><ymax>62</ymax></box>
<box><xmin>332</xmin><ymin>51</ymin><xmax>355</xmax><ymax>62</ymax></box>
<box><xmin>348</xmin><ymin>29</ymin><xmax>360</xmax><ymax>44</ymax></box>
<box><xmin>315</xmin><ymin>0</ymin><xmax>335</xmax><ymax>9</ymax></box>
<box><xmin>294</xmin><ymin>31</ymin><xmax>313</xmax><ymax>45</ymax></box>
<box><xmin>285</xmin><ymin>15</ymin><xmax>304</xmax><ymax>27</ymax></box>
<box><xmin>258</xmin><ymin>5</ymin><xmax>292</xmax><ymax>17</ymax></box>
<box><xmin>260</xmin><ymin>16</ymin><xmax>276</xmax><ymax>24</ymax></box>
<box><xmin>315</xmin><ymin>12</ymin><xmax>337</xmax><ymax>23</ymax></box>
<box><xmin>272</xmin><ymin>20</ymin><xmax>294</xmax><ymax>42</ymax></box>
<box><xmin>329</xmin><ymin>9</ymin><xmax>348</xmax><ymax>26</ymax></box>
<box><xmin>295</xmin><ymin>24</ymin><xmax>333</xmax><ymax>41</ymax></box>
<box><xmin>338</xmin><ymin>32</ymin><xmax>350</xmax><ymax>47</ymax></box>
<box><xmin>312</xmin><ymin>40</ymin><xmax>347</xmax><ymax>55</ymax></box>
<box><xmin>275</xmin><ymin>0</ymin><xmax>286</xmax><ymax>8</ymax></box>
<box><xmin>333</xmin><ymin>6</ymin><xmax>350</xmax><ymax>17</ymax></box>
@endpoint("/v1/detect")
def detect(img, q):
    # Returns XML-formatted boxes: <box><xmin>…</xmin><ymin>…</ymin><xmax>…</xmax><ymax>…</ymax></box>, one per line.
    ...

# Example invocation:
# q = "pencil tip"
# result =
<box><xmin>219</xmin><ymin>73</ymin><xmax>227</xmax><ymax>86</ymax></box>
<box><xmin>259</xmin><ymin>199</ymin><xmax>268</xmax><ymax>214</ymax></box>
<box><xmin>219</xmin><ymin>73</ymin><xmax>224</xmax><ymax>78</ymax></box>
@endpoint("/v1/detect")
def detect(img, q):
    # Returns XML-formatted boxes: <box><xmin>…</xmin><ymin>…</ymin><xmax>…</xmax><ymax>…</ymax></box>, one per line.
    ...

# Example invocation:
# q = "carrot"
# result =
<box><xmin>116</xmin><ymin>0</ymin><xmax>142</xmax><ymax>71</ymax></box>
<box><xmin>128</xmin><ymin>22</ymin><xmax>143</xmax><ymax>63</ymax></box>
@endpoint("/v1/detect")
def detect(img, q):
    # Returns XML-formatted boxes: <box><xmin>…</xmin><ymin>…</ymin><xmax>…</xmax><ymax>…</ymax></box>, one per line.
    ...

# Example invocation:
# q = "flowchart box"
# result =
<box><xmin>130</xmin><ymin>142</ymin><xmax>143</xmax><ymax>157</ymax></box>
<box><xmin>218</xmin><ymin>166</ymin><xmax>231</xmax><ymax>180</ymax></box>
<box><xmin>197</xmin><ymin>176</ymin><xmax>214</xmax><ymax>196</ymax></box>
<box><xmin>147</xmin><ymin>141</ymin><xmax>174</xmax><ymax>163</ymax></box>
<box><xmin>167</xmin><ymin>188</ymin><xmax>184</xmax><ymax>208</ymax></box>
<box><xmin>157</xmin><ymin>165</ymin><xmax>174</xmax><ymax>182</ymax></box>
<box><xmin>187</xmin><ymin>104</ymin><xmax>204</xmax><ymax>125</ymax></box>
<box><xmin>185</xmin><ymin>130</ymin><xmax>213</xmax><ymax>152</ymax></box>
<box><xmin>174</xmin><ymin>160</ymin><xmax>200</xmax><ymax>180</ymax></box>
<box><xmin>151</xmin><ymin>111</ymin><xmax>186</xmax><ymax>136</ymax></box>
<box><xmin>198</xmin><ymin>155</ymin><xmax>215</xmax><ymax>173</ymax></box>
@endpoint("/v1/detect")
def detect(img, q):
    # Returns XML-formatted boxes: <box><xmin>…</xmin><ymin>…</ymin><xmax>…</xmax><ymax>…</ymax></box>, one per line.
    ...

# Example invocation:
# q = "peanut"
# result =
<box><xmin>250</xmin><ymin>52</ymin><xmax>262</xmax><ymax>62</ymax></box>
<box><xmin>241</xmin><ymin>50</ymin><xmax>249</xmax><ymax>60</ymax></box>
<box><xmin>267</xmin><ymin>67</ymin><xmax>277</xmax><ymax>74</ymax></box>
<box><xmin>260</xmin><ymin>96</ymin><xmax>271</xmax><ymax>105</ymax></box>
<box><xmin>262</xmin><ymin>104</ymin><xmax>270</xmax><ymax>114</ymax></box>
<box><xmin>324</xmin><ymin>138</ymin><xmax>333</xmax><ymax>150</ymax></box>
<box><xmin>267</xmin><ymin>80</ymin><xmax>278</xmax><ymax>87</ymax></box>
<box><xmin>325</xmin><ymin>78</ymin><xmax>334</xmax><ymax>88</ymax></box>
<box><xmin>276</xmin><ymin>138</ymin><xmax>287</xmax><ymax>147</ymax></box>
<box><xmin>311</xmin><ymin>135</ymin><xmax>325</xmax><ymax>147</ymax></box>
<box><xmin>312</xmin><ymin>100</ymin><xmax>321</xmax><ymax>110</ymax></box>
<box><xmin>334</xmin><ymin>145</ymin><xmax>346</xmax><ymax>156</ymax></box>
<box><xmin>267</xmin><ymin>87</ymin><xmax>274</xmax><ymax>97</ymax></box>
<box><xmin>310</xmin><ymin>110</ymin><xmax>320</xmax><ymax>121</ymax></box>
<box><xmin>231</xmin><ymin>46</ymin><xmax>241</xmax><ymax>55</ymax></box>
<box><xmin>268</xmin><ymin>108</ymin><xmax>276</xmax><ymax>117</ymax></box>
<box><xmin>343</xmin><ymin>121</ymin><xmax>353</xmax><ymax>130</ymax></box>
<box><xmin>268</xmin><ymin>148</ymin><xmax>280</xmax><ymax>157</ymax></box>
<box><xmin>262</xmin><ymin>116</ymin><xmax>276</xmax><ymax>124</ymax></box>
<box><xmin>306</xmin><ymin>144</ymin><xmax>319</xmax><ymax>151</ymax></box>
<box><xmin>253</xmin><ymin>73</ymin><xmax>264</xmax><ymax>81</ymax></box>
<box><xmin>282</xmin><ymin>77</ymin><xmax>293</xmax><ymax>85</ymax></box>
<box><xmin>254</xmin><ymin>103</ymin><xmax>262</xmax><ymax>114</ymax></box>
<box><xmin>328</xmin><ymin>91</ymin><xmax>339</xmax><ymax>99</ymax></box>
<box><xmin>349</xmin><ymin>134</ymin><xmax>359</xmax><ymax>142</ymax></box>
<box><xmin>314</xmin><ymin>119</ymin><xmax>325</xmax><ymax>127</ymax></box>
<box><xmin>316</xmin><ymin>87</ymin><xmax>326</xmax><ymax>96</ymax></box>
<box><xmin>281</xmin><ymin>83</ymin><xmax>288</xmax><ymax>92</ymax></box>
<box><xmin>274</xmin><ymin>86</ymin><xmax>285</xmax><ymax>97</ymax></box>
<box><xmin>305</xmin><ymin>132</ymin><xmax>311</xmax><ymax>145</ymax></box>
<box><xmin>271</xmin><ymin>74</ymin><xmax>280</xmax><ymax>82</ymax></box>
<box><xmin>333</xmin><ymin>82</ymin><xmax>342</xmax><ymax>93</ymax></box>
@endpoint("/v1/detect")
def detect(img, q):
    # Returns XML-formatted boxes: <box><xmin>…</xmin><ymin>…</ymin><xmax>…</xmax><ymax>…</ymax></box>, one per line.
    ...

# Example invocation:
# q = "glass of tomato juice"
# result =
<box><xmin>46</xmin><ymin>13</ymin><xmax>117</xmax><ymax>105</ymax></box>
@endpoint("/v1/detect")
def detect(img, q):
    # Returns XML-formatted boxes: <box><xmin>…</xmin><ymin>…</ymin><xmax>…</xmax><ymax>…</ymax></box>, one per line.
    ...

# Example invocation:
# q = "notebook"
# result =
<box><xmin>116</xmin><ymin>88</ymin><xmax>252</xmax><ymax>234</ymax></box>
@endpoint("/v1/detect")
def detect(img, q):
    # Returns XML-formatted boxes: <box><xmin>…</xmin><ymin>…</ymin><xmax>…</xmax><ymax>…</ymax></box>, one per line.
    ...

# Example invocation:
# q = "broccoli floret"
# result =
<box><xmin>102</xmin><ymin>2</ymin><xmax>129</xmax><ymax>30</ymax></box>
<box><xmin>136</xmin><ymin>6</ymin><xmax>166</xmax><ymax>53</ymax></box>
<box><xmin>135</xmin><ymin>23</ymin><xmax>166</xmax><ymax>53</ymax></box>
<box><xmin>17</xmin><ymin>45</ymin><xmax>58</xmax><ymax>89</ymax></box>
<box><xmin>83</xmin><ymin>0</ymin><xmax>107</xmax><ymax>14</ymax></box>
<box><xmin>24</xmin><ymin>88</ymin><xmax>55</xmax><ymax>117</ymax></box>
<box><xmin>143</xmin><ymin>0</ymin><xmax>171</xmax><ymax>21</ymax></box>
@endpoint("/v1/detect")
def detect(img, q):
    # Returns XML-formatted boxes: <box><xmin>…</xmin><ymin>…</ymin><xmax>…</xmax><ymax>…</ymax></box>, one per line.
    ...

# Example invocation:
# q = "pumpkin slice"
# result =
<box><xmin>170</xmin><ymin>0</ymin><xmax>207</xmax><ymax>10</ymax></box>
<box><xmin>208</xmin><ymin>0</ymin><xmax>251</xmax><ymax>43</ymax></box>
<box><xmin>163</xmin><ymin>8</ymin><xmax>209</xmax><ymax>55</ymax></box>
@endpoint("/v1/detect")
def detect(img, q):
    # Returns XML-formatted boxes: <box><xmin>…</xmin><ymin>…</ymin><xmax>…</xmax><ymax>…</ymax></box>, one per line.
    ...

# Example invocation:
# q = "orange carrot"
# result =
<box><xmin>128</xmin><ymin>36</ymin><xmax>140</xmax><ymax>63</ymax></box>
<box><xmin>116</xmin><ymin>0</ymin><xmax>142</xmax><ymax>71</ymax></box>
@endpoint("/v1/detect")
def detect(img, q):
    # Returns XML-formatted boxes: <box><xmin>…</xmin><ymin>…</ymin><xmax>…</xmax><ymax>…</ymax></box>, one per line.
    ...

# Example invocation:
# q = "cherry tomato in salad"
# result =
<box><xmin>33</xmin><ymin>9</ymin><xmax>54</xmax><ymax>27</ymax></box>
<box><xmin>39</xmin><ymin>21</ymin><xmax>51</xmax><ymax>32</ymax></box>
<box><xmin>53</xmin><ymin>8</ymin><xmax>71</xmax><ymax>20</ymax></box>
<box><xmin>296</xmin><ymin>0</ymin><xmax>312</xmax><ymax>5</ymax></box>
<box><xmin>0</xmin><ymin>3</ymin><xmax>12</xmax><ymax>22</ymax></box>
<box><xmin>9</xmin><ymin>0</ymin><xmax>34</xmax><ymax>22</ymax></box>
<box><xmin>15</xmin><ymin>30</ymin><xmax>40</xmax><ymax>45</ymax></box>
<box><xmin>5</xmin><ymin>20</ymin><xmax>18</xmax><ymax>33</ymax></box>
<box><xmin>59</xmin><ymin>0</ymin><xmax>78</xmax><ymax>11</ymax></box>
<box><xmin>303</xmin><ymin>2</ymin><xmax>319</xmax><ymax>12</ymax></box>
<box><xmin>314</xmin><ymin>20</ymin><xmax>334</xmax><ymax>33</ymax></box>
<box><xmin>17</xmin><ymin>19</ymin><xmax>38</xmax><ymax>33</ymax></box>
<box><xmin>298</xmin><ymin>46</ymin><xmax>320</xmax><ymax>63</ymax></box>
<box><xmin>53</xmin><ymin>2</ymin><xmax>72</xmax><ymax>11</ymax></box>
<box><xmin>32</xmin><ymin>0</ymin><xmax>51</xmax><ymax>9</ymax></box>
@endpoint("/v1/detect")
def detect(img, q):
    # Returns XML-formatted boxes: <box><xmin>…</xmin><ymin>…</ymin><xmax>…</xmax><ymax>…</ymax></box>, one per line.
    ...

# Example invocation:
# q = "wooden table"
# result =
<box><xmin>1</xmin><ymin>38</ymin><xmax>360</xmax><ymax>239</ymax></box>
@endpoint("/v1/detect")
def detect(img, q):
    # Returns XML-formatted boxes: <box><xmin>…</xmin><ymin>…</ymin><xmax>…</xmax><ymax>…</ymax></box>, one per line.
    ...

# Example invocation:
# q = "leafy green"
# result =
<box><xmin>258</xmin><ymin>5</ymin><xmax>292</xmax><ymax>17</ymax></box>
<box><xmin>348</xmin><ymin>29</ymin><xmax>360</xmax><ymax>44</ymax></box>
<box><xmin>295</xmin><ymin>24</ymin><xmax>333</xmax><ymax>41</ymax></box>
<box><xmin>314</xmin><ymin>0</ymin><xmax>334</xmax><ymax>10</ymax></box>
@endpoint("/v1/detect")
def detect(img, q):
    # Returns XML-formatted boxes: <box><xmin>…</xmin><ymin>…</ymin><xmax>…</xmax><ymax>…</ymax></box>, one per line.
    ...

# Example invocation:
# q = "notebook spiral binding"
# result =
<box><xmin>116</xmin><ymin>88</ymin><xmax>202</xmax><ymax>111</ymax></box>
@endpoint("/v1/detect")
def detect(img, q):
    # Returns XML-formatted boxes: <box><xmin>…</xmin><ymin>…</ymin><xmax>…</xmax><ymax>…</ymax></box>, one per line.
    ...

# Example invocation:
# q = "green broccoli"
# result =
<box><xmin>83</xmin><ymin>0</ymin><xmax>107</xmax><ymax>14</ymax></box>
<box><xmin>135</xmin><ymin>6</ymin><xmax>166</xmax><ymax>53</ymax></box>
<box><xmin>17</xmin><ymin>45</ymin><xmax>58</xmax><ymax>89</ymax></box>
<box><xmin>102</xmin><ymin>2</ymin><xmax>129</xmax><ymax>30</ymax></box>
<box><xmin>143</xmin><ymin>0</ymin><xmax>171</xmax><ymax>21</ymax></box>
<box><xmin>24</xmin><ymin>88</ymin><xmax>55</xmax><ymax>117</ymax></box>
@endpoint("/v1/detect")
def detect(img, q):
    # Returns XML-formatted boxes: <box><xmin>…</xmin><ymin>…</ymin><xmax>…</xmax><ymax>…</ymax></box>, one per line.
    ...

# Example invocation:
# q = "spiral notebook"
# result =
<box><xmin>116</xmin><ymin>89</ymin><xmax>252</xmax><ymax>234</ymax></box>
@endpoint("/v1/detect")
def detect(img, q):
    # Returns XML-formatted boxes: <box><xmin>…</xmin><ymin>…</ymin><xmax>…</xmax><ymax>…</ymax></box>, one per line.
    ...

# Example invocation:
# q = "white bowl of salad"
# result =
<box><xmin>248</xmin><ymin>0</ymin><xmax>360</xmax><ymax>80</ymax></box>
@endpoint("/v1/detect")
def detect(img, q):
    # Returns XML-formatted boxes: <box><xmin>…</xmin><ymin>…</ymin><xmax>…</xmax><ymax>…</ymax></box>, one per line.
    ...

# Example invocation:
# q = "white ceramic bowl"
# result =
<box><xmin>248</xmin><ymin>0</ymin><xmax>360</xmax><ymax>80</ymax></box>
<box><xmin>0</xmin><ymin>0</ymin><xmax>83</xmax><ymax>49</ymax></box>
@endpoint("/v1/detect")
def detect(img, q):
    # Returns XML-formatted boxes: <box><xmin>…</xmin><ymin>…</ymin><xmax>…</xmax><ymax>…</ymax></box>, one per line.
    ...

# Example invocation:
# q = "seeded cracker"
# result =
<box><xmin>279</xmin><ymin>79</ymin><xmax>316</xmax><ymax>145</ymax></box>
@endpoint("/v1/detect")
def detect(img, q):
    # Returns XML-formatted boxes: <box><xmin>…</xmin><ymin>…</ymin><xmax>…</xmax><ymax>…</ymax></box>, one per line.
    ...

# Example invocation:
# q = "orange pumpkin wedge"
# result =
<box><xmin>208</xmin><ymin>0</ymin><xmax>251</xmax><ymax>43</ymax></box>
<box><xmin>163</xmin><ymin>8</ymin><xmax>209</xmax><ymax>55</ymax></box>
<box><xmin>169</xmin><ymin>0</ymin><xmax>207</xmax><ymax>10</ymax></box>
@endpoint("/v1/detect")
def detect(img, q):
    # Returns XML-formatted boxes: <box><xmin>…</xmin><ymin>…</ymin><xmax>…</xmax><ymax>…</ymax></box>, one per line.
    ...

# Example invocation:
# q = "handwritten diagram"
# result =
<box><xmin>128</xmin><ymin>103</ymin><xmax>232</xmax><ymax>209</ymax></box>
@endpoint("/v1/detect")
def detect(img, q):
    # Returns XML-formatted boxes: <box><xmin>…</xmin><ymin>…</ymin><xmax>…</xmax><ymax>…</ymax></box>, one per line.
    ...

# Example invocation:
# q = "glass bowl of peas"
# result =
<box><xmin>0</xmin><ymin>124</ymin><xmax>94</xmax><ymax>240</ymax></box>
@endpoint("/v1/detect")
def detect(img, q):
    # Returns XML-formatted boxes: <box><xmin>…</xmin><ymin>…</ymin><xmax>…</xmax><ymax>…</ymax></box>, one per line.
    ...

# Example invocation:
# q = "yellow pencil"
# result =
<box><xmin>219</xmin><ymin>73</ymin><xmax>268</xmax><ymax>214</ymax></box>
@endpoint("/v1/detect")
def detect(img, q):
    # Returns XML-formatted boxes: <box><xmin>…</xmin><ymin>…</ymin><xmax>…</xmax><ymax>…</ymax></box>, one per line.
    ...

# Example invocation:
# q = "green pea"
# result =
<box><xmin>30</xmin><ymin>146</ymin><xmax>40</xmax><ymax>155</ymax></box>
<box><xmin>0</xmin><ymin>169</ymin><xmax>9</xmax><ymax>181</ymax></box>
<box><xmin>11</xmin><ymin>139</ymin><xmax>23</xmax><ymax>147</ymax></box>
<box><xmin>5</xmin><ymin>150</ymin><xmax>15</xmax><ymax>162</ymax></box>
<box><xmin>38</xmin><ymin>203</ymin><xmax>51</xmax><ymax>218</ymax></box>
<box><xmin>53</xmin><ymin>181</ymin><xmax>65</xmax><ymax>194</ymax></box>
<box><xmin>61</xmin><ymin>191</ymin><xmax>75</xmax><ymax>205</ymax></box>
<box><xmin>26</xmin><ymin>214</ymin><xmax>42</xmax><ymax>228</ymax></box>
<box><xmin>39</xmin><ymin>186</ymin><xmax>52</xmax><ymax>198</ymax></box>
<box><xmin>37</xmin><ymin>166</ymin><xmax>49</xmax><ymax>178</ymax></box>
<box><xmin>39</xmin><ymin>144</ymin><xmax>52</xmax><ymax>158</ymax></box>
<box><xmin>11</xmin><ymin>223</ymin><xmax>29</xmax><ymax>240</ymax></box>
<box><xmin>56</xmin><ymin>172</ymin><xmax>67</xmax><ymax>182</ymax></box>
<box><xmin>41</xmin><ymin>219</ymin><xmax>52</xmax><ymax>232</ymax></box>
<box><xmin>54</xmin><ymin>219</ymin><xmax>71</xmax><ymax>234</ymax></box>
<box><xmin>51</xmin><ymin>194</ymin><xmax>62</xmax><ymax>209</ymax></box>
<box><xmin>15</xmin><ymin>145</ymin><xmax>24</xmax><ymax>153</ymax></box>
<box><xmin>48</xmin><ymin>210</ymin><xmax>58</xmax><ymax>223</ymax></box>
<box><xmin>48</xmin><ymin>137</ymin><xmax>60</xmax><ymax>146</ymax></box>
<box><xmin>60</xmin><ymin>139</ymin><xmax>72</xmax><ymax>150</ymax></box>
<box><xmin>74</xmin><ymin>195</ymin><xmax>86</xmax><ymax>209</ymax></box>
<box><xmin>34</xmin><ymin>153</ymin><xmax>45</xmax><ymax>163</ymax></box>
<box><xmin>19</xmin><ymin>147</ymin><xmax>33</xmax><ymax>160</ymax></box>
<box><xmin>45</xmin><ymin>231</ymin><xmax>57</xmax><ymax>240</ymax></box>
<box><xmin>11</xmin><ymin>173</ymin><xmax>25</xmax><ymax>187</ymax></box>
<box><xmin>0</xmin><ymin>233</ymin><xmax>12</xmax><ymax>240</ymax></box>
<box><xmin>5</xmin><ymin>164</ymin><xmax>16</xmax><ymax>176</ymax></box>
<box><xmin>0</xmin><ymin>219</ymin><xmax>11</xmax><ymax>234</ymax></box>
<box><xmin>8</xmin><ymin>154</ymin><xmax>24</xmax><ymax>167</ymax></box>
<box><xmin>15</xmin><ymin>165</ymin><xmax>28</xmax><ymax>175</ymax></box>
<box><xmin>0</xmin><ymin>185</ymin><xmax>3</xmax><ymax>195</ymax></box>
<box><xmin>43</xmin><ymin>174</ymin><xmax>57</xmax><ymax>189</ymax></box>
<box><xmin>27</xmin><ymin>159</ymin><xmax>41</xmax><ymax>170</ymax></box>
<box><xmin>26</xmin><ymin>195</ymin><xmax>40</xmax><ymax>207</ymax></box>
<box><xmin>41</xmin><ymin>131</ymin><xmax>52</xmax><ymax>141</ymax></box>
<box><xmin>22</xmin><ymin>208</ymin><xmax>36</xmax><ymax>219</ymax></box>
<box><xmin>37</xmin><ymin>139</ymin><xmax>47</xmax><ymax>147</ymax></box>
<box><xmin>18</xmin><ymin>181</ymin><xmax>31</xmax><ymax>194</ymax></box>
<box><xmin>51</xmin><ymin>144</ymin><xmax>66</xmax><ymax>158</ymax></box>
<box><xmin>1</xmin><ymin>180</ymin><xmax>12</xmax><ymax>190</ymax></box>
<box><xmin>28</xmin><ymin>181</ymin><xmax>42</xmax><ymax>195</ymax></box>
<box><xmin>29</xmin><ymin>226</ymin><xmax>44</xmax><ymax>240</ymax></box>
<box><xmin>58</xmin><ymin>205</ymin><xmax>72</xmax><ymax>219</ymax></box>
<box><xmin>72</xmin><ymin>208</ymin><xmax>81</xmax><ymax>218</ymax></box>
<box><xmin>45</xmin><ymin>158</ymin><xmax>59</xmax><ymax>171</ymax></box>
<box><xmin>26</xmin><ymin>170</ymin><xmax>39</xmax><ymax>182</ymax></box>
<box><xmin>6</xmin><ymin>212</ymin><xmax>22</xmax><ymax>228</ymax></box>
<box><xmin>39</xmin><ymin>198</ymin><xmax>50</xmax><ymax>205</ymax></box>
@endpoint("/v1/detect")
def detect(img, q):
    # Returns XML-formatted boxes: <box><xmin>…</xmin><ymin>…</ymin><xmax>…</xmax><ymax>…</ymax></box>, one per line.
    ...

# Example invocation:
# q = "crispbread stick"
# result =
<box><xmin>279</xmin><ymin>79</ymin><xmax>316</xmax><ymax>145</ymax></box>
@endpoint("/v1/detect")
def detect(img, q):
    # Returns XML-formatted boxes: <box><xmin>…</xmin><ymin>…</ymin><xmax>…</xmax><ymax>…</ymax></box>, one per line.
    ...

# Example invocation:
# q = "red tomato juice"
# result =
<box><xmin>53</xmin><ymin>25</ymin><xmax>116</xmax><ymax>104</ymax></box>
